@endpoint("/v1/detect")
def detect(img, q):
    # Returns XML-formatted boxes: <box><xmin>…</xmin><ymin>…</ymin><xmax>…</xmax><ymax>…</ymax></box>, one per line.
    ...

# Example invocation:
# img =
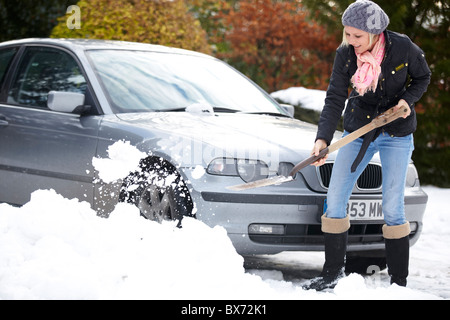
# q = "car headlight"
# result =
<box><xmin>237</xmin><ymin>159</ymin><xmax>269</xmax><ymax>182</ymax></box>
<box><xmin>405</xmin><ymin>163</ymin><xmax>420</xmax><ymax>187</ymax></box>
<box><xmin>207</xmin><ymin>158</ymin><xmax>269</xmax><ymax>182</ymax></box>
<box><xmin>206</xmin><ymin>158</ymin><xmax>237</xmax><ymax>176</ymax></box>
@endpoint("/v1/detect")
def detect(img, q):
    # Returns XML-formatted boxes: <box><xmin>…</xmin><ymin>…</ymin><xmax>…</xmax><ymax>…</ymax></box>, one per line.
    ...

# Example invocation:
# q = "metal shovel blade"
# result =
<box><xmin>226</xmin><ymin>175</ymin><xmax>294</xmax><ymax>191</ymax></box>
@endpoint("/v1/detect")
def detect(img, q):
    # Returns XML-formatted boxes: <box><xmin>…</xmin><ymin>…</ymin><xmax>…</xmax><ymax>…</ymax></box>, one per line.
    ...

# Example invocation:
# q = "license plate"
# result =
<box><xmin>347</xmin><ymin>200</ymin><xmax>383</xmax><ymax>220</ymax></box>
<box><xmin>323</xmin><ymin>199</ymin><xmax>384</xmax><ymax>220</ymax></box>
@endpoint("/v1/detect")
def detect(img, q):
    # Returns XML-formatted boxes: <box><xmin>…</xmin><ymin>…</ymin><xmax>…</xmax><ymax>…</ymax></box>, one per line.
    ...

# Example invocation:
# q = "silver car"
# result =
<box><xmin>0</xmin><ymin>38</ymin><xmax>427</xmax><ymax>273</ymax></box>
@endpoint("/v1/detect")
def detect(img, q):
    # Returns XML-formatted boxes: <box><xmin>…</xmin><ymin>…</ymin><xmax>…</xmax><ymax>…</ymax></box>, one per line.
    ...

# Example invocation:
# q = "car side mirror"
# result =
<box><xmin>47</xmin><ymin>91</ymin><xmax>89</xmax><ymax>114</ymax></box>
<box><xmin>280</xmin><ymin>104</ymin><xmax>295</xmax><ymax>118</ymax></box>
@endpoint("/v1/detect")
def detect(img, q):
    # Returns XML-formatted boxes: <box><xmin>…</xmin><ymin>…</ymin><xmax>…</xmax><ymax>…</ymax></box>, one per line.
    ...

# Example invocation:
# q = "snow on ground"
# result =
<box><xmin>0</xmin><ymin>87</ymin><xmax>448</xmax><ymax>300</ymax></box>
<box><xmin>1</xmin><ymin>186</ymin><xmax>448</xmax><ymax>300</ymax></box>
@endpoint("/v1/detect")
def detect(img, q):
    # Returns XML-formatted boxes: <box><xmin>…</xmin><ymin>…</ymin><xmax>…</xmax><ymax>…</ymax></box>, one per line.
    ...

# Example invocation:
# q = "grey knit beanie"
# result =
<box><xmin>342</xmin><ymin>0</ymin><xmax>389</xmax><ymax>34</ymax></box>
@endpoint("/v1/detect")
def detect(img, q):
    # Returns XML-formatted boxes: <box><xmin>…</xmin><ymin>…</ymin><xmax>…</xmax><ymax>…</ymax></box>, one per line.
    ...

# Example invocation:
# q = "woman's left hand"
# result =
<box><xmin>395</xmin><ymin>99</ymin><xmax>411</xmax><ymax>119</ymax></box>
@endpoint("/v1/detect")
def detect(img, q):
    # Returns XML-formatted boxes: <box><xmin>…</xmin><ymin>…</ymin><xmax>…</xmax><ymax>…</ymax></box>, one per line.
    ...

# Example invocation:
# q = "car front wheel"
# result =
<box><xmin>119</xmin><ymin>157</ymin><xmax>194</xmax><ymax>224</ymax></box>
<box><xmin>136</xmin><ymin>184</ymin><xmax>180</xmax><ymax>222</ymax></box>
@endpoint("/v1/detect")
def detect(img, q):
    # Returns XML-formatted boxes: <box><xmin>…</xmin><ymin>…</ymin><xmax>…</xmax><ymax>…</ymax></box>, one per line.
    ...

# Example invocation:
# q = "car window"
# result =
<box><xmin>87</xmin><ymin>50</ymin><xmax>283</xmax><ymax>114</ymax></box>
<box><xmin>0</xmin><ymin>47</ymin><xmax>17</xmax><ymax>89</ymax></box>
<box><xmin>7</xmin><ymin>47</ymin><xmax>87</xmax><ymax>109</ymax></box>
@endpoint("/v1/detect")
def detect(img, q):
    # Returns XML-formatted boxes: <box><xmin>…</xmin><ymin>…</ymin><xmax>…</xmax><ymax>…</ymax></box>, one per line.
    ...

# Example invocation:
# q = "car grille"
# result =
<box><xmin>318</xmin><ymin>163</ymin><xmax>382</xmax><ymax>189</ymax></box>
<box><xmin>249</xmin><ymin>223</ymin><xmax>416</xmax><ymax>245</ymax></box>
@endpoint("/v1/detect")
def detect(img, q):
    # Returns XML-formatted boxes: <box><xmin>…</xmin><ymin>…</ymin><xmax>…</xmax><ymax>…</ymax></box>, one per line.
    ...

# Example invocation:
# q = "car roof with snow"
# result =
<box><xmin>0</xmin><ymin>38</ymin><xmax>212</xmax><ymax>59</ymax></box>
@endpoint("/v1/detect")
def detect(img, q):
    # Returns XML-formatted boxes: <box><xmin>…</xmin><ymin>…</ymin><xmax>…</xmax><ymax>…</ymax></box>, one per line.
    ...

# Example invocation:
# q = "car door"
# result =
<box><xmin>0</xmin><ymin>45</ymin><xmax>100</xmax><ymax>206</ymax></box>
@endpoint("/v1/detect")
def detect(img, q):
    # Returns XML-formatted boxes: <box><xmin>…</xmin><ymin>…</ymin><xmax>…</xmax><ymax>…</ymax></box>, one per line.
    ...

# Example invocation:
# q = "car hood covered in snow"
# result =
<box><xmin>114</xmin><ymin>111</ymin><xmax>329</xmax><ymax>170</ymax></box>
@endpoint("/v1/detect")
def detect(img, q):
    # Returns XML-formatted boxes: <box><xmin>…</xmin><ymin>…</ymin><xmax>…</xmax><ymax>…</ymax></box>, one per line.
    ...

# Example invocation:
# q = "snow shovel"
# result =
<box><xmin>227</xmin><ymin>104</ymin><xmax>410</xmax><ymax>191</ymax></box>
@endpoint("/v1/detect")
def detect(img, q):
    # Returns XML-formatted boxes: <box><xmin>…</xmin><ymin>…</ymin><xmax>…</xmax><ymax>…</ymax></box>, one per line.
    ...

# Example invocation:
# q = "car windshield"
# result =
<box><xmin>87</xmin><ymin>49</ymin><xmax>284</xmax><ymax>114</ymax></box>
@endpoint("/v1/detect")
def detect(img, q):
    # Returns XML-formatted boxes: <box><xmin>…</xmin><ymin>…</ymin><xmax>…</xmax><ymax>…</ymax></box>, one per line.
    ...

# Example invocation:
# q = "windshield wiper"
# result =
<box><xmin>241</xmin><ymin>111</ymin><xmax>291</xmax><ymax>118</ymax></box>
<box><xmin>154</xmin><ymin>107</ymin><xmax>289</xmax><ymax>117</ymax></box>
<box><xmin>155</xmin><ymin>106</ymin><xmax>240</xmax><ymax>113</ymax></box>
<box><xmin>210</xmin><ymin>106</ymin><xmax>240</xmax><ymax>113</ymax></box>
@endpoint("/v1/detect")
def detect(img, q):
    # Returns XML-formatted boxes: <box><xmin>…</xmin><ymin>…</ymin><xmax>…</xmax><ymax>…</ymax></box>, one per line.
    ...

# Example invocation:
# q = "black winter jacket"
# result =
<box><xmin>316</xmin><ymin>30</ymin><xmax>431</xmax><ymax>146</ymax></box>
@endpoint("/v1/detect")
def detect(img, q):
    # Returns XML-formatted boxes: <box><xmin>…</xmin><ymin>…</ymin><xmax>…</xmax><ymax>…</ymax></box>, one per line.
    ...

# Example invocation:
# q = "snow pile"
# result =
<box><xmin>0</xmin><ymin>139</ymin><xmax>447</xmax><ymax>300</ymax></box>
<box><xmin>0</xmin><ymin>189</ymin><xmax>267</xmax><ymax>299</ymax></box>
<box><xmin>271</xmin><ymin>87</ymin><xmax>326</xmax><ymax>112</ymax></box>
<box><xmin>0</xmin><ymin>187</ymin><xmax>443</xmax><ymax>300</ymax></box>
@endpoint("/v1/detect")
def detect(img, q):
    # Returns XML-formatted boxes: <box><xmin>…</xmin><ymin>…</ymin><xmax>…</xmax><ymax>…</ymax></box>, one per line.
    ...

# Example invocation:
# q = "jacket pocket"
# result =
<box><xmin>390</xmin><ymin>63</ymin><xmax>408</xmax><ymax>85</ymax></box>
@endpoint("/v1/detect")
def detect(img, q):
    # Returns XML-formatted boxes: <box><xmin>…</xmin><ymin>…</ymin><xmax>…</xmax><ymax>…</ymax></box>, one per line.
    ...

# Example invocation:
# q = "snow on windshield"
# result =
<box><xmin>87</xmin><ymin>50</ymin><xmax>281</xmax><ymax>114</ymax></box>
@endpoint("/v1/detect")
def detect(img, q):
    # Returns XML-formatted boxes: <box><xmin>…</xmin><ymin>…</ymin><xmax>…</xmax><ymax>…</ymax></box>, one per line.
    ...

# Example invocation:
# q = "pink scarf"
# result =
<box><xmin>351</xmin><ymin>32</ymin><xmax>386</xmax><ymax>96</ymax></box>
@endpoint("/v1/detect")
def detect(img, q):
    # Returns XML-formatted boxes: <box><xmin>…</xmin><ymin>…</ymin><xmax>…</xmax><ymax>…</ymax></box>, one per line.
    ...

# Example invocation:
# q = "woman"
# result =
<box><xmin>304</xmin><ymin>0</ymin><xmax>431</xmax><ymax>291</ymax></box>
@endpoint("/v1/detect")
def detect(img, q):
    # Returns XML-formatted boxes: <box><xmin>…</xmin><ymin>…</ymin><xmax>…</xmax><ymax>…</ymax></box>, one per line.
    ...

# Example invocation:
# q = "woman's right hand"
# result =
<box><xmin>311</xmin><ymin>139</ymin><xmax>328</xmax><ymax>167</ymax></box>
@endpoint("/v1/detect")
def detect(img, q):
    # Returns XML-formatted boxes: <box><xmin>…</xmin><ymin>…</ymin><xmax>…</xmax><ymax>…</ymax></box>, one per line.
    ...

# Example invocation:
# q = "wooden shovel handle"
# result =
<box><xmin>288</xmin><ymin>104</ymin><xmax>410</xmax><ymax>177</ymax></box>
<box><xmin>288</xmin><ymin>147</ymin><xmax>329</xmax><ymax>177</ymax></box>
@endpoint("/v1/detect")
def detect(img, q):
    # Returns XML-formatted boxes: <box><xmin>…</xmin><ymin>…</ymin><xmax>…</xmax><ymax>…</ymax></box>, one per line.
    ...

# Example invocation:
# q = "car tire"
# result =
<box><xmin>119</xmin><ymin>157</ymin><xmax>194</xmax><ymax>224</ymax></box>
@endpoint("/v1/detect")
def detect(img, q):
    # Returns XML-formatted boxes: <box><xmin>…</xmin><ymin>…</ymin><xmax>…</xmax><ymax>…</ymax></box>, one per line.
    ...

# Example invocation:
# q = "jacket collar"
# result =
<box><xmin>384</xmin><ymin>30</ymin><xmax>393</xmax><ymax>53</ymax></box>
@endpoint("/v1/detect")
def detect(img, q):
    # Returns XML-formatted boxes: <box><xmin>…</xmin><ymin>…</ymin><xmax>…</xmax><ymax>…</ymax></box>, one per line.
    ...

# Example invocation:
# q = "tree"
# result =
<box><xmin>51</xmin><ymin>0</ymin><xmax>211</xmax><ymax>54</ymax></box>
<box><xmin>214</xmin><ymin>0</ymin><xmax>339</xmax><ymax>92</ymax></box>
<box><xmin>0</xmin><ymin>0</ymin><xmax>70</xmax><ymax>42</ymax></box>
<box><xmin>187</xmin><ymin>0</ymin><xmax>234</xmax><ymax>54</ymax></box>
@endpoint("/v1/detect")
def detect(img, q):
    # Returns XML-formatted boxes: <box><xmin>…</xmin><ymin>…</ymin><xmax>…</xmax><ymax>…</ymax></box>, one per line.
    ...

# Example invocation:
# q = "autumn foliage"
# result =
<box><xmin>50</xmin><ymin>0</ymin><xmax>339</xmax><ymax>92</ymax></box>
<box><xmin>51</xmin><ymin>0</ymin><xmax>211</xmax><ymax>54</ymax></box>
<box><xmin>216</xmin><ymin>0</ymin><xmax>339</xmax><ymax>92</ymax></box>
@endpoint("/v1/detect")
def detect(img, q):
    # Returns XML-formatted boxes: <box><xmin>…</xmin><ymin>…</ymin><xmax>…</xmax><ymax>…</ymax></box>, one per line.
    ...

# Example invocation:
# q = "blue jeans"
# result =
<box><xmin>325</xmin><ymin>131</ymin><xmax>414</xmax><ymax>226</ymax></box>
